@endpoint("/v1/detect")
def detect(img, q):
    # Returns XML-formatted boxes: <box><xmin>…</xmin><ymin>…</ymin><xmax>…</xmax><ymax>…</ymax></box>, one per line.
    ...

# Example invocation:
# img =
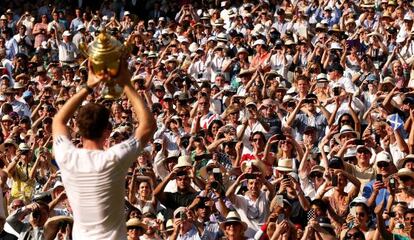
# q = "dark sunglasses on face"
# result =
<box><xmin>399</xmin><ymin>176</ymin><xmax>412</xmax><ymax>182</ymax></box>
<box><xmin>377</xmin><ymin>162</ymin><xmax>389</xmax><ymax>168</ymax></box>
<box><xmin>310</xmin><ymin>172</ymin><xmax>323</xmax><ymax>179</ymax></box>
<box><xmin>345</xmin><ymin>231</ymin><xmax>364</xmax><ymax>239</ymax></box>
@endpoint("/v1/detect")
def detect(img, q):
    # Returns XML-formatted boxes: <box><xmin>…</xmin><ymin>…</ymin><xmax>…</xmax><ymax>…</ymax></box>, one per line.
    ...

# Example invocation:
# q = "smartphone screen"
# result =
<box><xmin>332</xmin><ymin>175</ymin><xmax>338</xmax><ymax>186</ymax></box>
<box><xmin>275</xmin><ymin>195</ymin><xmax>283</xmax><ymax>208</ymax></box>
<box><xmin>376</xmin><ymin>174</ymin><xmax>383</xmax><ymax>182</ymax></box>
<box><xmin>277</xmin><ymin>213</ymin><xmax>285</xmax><ymax>223</ymax></box>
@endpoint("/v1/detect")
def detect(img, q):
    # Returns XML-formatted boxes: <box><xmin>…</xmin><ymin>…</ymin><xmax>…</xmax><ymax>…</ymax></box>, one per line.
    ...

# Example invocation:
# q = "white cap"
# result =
<box><xmin>404</xmin><ymin>15</ymin><xmax>413</xmax><ymax>21</ymax></box>
<box><xmin>330</xmin><ymin>42</ymin><xmax>342</xmax><ymax>50</ymax></box>
<box><xmin>124</xmin><ymin>11</ymin><xmax>131</xmax><ymax>16</ymax></box>
<box><xmin>376</xmin><ymin>151</ymin><xmax>392</xmax><ymax>163</ymax></box>
<box><xmin>332</xmin><ymin>82</ymin><xmax>345</xmax><ymax>89</ymax></box>
<box><xmin>62</xmin><ymin>30</ymin><xmax>71</xmax><ymax>37</ymax></box>
<box><xmin>177</xmin><ymin>36</ymin><xmax>189</xmax><ymax>43</ymax></box>
<box><xmin>253</xmin><ymin>39</ymin><xmax>266</xmax><ymax>46</ymax></box>
<box><xmin>76</xmin><ymin>24</ymin><xmax>85</xmax><ymax>31</ymax></box>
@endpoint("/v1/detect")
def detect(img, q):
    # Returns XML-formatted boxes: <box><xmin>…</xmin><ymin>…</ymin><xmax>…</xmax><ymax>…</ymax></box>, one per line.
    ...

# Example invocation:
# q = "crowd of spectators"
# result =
<box><xmin>1</xmin><ymin>0</ymin><xmax>414</xmax><ymax>239</ymax></box>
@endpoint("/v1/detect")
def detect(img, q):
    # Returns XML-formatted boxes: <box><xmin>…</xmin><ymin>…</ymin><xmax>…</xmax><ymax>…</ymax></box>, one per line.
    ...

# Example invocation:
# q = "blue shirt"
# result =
<box><xmin>362</xmin><ymin>179</ymin><xmax>390</xmax><ymax>207</ymax></box>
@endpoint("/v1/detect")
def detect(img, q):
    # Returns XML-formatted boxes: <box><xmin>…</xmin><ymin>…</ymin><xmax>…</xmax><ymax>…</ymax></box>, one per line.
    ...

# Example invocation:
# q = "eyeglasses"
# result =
<box><xmin>355</xmin><ymin>212</ymin><xmax>366</xmax><ymax>217</ymax></box>
<box><xmin>357</xmin><ymin>150</ymin><xmax>371</xmax><ymax>155</ymax></box>
<box><xmin>12</xmin><ymin>204</ymin><xmax>23</xmax><ymax>209</ymax></box>
<box><xmin>280</xmin><ymin>140</ymin><xmax>291</xmax><ymax>145</ymax></box>
<box><xmin>179</xmin><ymin>114</ymin><xmax>189</xmax><ymax>118</ymax></box>
<box><xmin>121</xmin><ymin>116</ymin><xmax>128</xmax><ymax>119</ymax></box>
<box><xmin>310</xmin><ymin>172</ymin><xmax>323</xmax><ymax>179</ymax></box>
<box><xmin>396</xmin><ymin>187</ymin><xmax>407</xmax><ymax>194</ymax></box>
<box><xmin>127</xmin><ymin>227</ymin><xmax>143</xmax><ymax>231</ymax></box>
<box><xmin>399</xmin><ymin>176</ymin><xmax>412</xmax><ymax>182</ymax></box>
<box><xmin>377</xmin><ymin>162</ymin><xmax>389</xmax><ymax>168</ymax></box>
<box><xmin>346</xmin><ymin>231</ymin><xmax>364</xmax><ymax>239</ymax></box>
<box><xmin>176</xmin><ymin>176</ymin><xmax>189</xmax><ymax>181</ymax></box>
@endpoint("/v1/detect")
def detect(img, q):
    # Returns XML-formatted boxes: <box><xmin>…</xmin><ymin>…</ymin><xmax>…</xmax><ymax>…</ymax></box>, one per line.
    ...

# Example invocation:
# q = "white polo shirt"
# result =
<box><xmin>53</xmin><ymin>135</ymin><xmax>141</xmax><ymax>240</ymax></box>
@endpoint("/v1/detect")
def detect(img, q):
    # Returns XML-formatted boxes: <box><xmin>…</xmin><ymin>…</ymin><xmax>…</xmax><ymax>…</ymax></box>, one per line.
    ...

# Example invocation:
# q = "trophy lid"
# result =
<box><xmin>88</xmin><ymin>28</ymin><xmax>123</xmax><ymax>57</ymax></box>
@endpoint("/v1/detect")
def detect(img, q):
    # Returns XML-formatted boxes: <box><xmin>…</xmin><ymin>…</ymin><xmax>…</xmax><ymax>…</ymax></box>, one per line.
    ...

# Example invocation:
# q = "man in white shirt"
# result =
<box><xmin>58</xmin><ymin>31</ymin><xmax>79</xmax><ymax>65</ymax></box>
<box><xmin>52</xmin><ymin>59</ymin><xmax>156</xmax><ymax>240</ymax></box>
<box><xmin>327</xmin><ymin>63</ymin><xmax>357</xmax><ymax>94</ymax></box>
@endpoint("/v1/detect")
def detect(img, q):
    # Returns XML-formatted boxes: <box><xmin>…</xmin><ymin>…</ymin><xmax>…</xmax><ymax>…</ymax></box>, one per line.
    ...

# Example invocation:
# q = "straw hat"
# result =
<box><xmin>275</xmin><ymin>158</ymin><xmax>293</xmax><ymax>172</ymax></box>
<box><xmin>219</xmin><ymin>211</ymin><xmax>247</xmax><ymax>230</ymax></box>
<box><xmin>334</xmin><ymin>125</ymin><xmax>360</xmax><ymax>143</ymax></box>
<box><xmin>396</xmin><ymin>168</ymin><xmax>414</xmax><ymax>180</ymax></box>
<box><xmin>240</xmin><ymin>159</ymin><xmax>267</xmax><ymax>174</ymax></box>
<box><xmin>397</xmin><ymin>154</ymin><xmax>414</xmax><ymax>169</ymax></box>
<box><xmin>126</xmin><ymin>218</ymin><xmax>147</xmax><ymax>231</ymax></box>
<box><xmin>173</xmin><ymin>155</ymin><xmax>192</xmax><ymax>170</ymax></box>
<box><xmin>44</xmin><ymin>216</ymin><xmax>73</xmax><ymax>240</ymax></box>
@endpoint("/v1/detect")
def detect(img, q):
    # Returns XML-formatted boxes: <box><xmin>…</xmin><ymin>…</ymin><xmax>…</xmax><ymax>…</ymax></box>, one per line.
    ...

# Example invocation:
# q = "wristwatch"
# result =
<box><xmin>82</xmin><ymin>84</ymin><xmax>93</xmax><ymax>94</ymax></box>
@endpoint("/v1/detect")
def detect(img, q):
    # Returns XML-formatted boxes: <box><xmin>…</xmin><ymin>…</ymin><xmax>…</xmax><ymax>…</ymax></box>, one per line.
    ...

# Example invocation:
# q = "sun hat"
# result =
<box><xmin>334</xmin><ymin>125</ymin><xmax>360</xmax><ymax>143</ymax></box>
<box><xmin>44</xmin><ymin>216</ymin><xmax>74</xmax><ymax>240</ymax></box>
<box><xmin>219</xmin><ymin>211</ymin><xmax>247</xmax><ymax>230</ymax></box>
<box><xmin>173</xmin><ymin>155</ymin><xmax>192</xmax><ymax>170</ymax></box>
<box><xmin>275</xmin><ymin>158</ymin><xmax>293</xmax><ymax>172</ymax></box>
<box><xmin>126</xmin><ymin>218</ymin><xmax>147</xmax><ymax>231</ymax></box>
<box><xmin>241</xmin><ymin>159</ymin><xmax>267</xmax><ymax>174</ymax></box>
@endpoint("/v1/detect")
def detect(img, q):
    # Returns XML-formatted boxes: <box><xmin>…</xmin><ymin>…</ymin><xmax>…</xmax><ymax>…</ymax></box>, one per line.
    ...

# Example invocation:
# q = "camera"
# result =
<box><xmin>154</xmin><ymin>143</ymin><xmax>162</xmax><ymax>151</ymax></box>
<box><xmin>180</xmin><ymin>136</ymin><xmax>190</xmax><ymax>148</ymax></box>
<box><xmin>210</xmin><ymin>181</ymin><xmax>219</xmax><ymax>190</ymax></box>
<box><xmin>333</xmin><ymin>87</ymin><xmax>341</xmax><ymax>96</ymax></box>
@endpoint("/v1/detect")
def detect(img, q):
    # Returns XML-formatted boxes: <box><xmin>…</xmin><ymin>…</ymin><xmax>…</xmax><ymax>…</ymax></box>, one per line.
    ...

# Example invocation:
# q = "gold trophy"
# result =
<box><xmin>79</xmin><ymin>28</ymin><xmax>131</xmax><ymax>99</ymax></box>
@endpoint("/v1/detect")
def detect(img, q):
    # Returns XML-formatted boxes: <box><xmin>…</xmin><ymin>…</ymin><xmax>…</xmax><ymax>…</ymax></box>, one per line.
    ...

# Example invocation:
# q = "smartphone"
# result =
<box><xmin>389</xmin><ymin>178</ymin><xmax>396</xmax><ymax>190</ymax></box>
<box><xmin>283</xmin><ymin>174</ymin><xmax>289</xmax><ymax>180</ymax></box>
<box><xmin>316</xmin><ymin>82</ymin><xmax>325</xmax><ymax>88</ymax></box>
<box><xmin>245</xmin><ymin>173</ymin><xmax>257</xmax><ymax>179</ymax></box>
<box><xmin>333</xmin><ymin>87</ymin><xmax>340</xmax><ymax>96</ymax></box>
<box><xmin>244</xmin><ymin>111</ymin><xmax>251</xmax><ymax>119</ymax></box>
<box><xmin>179</xmin><ymin>211</ymin><xmax>187</xmax><ymax>221</ymax></box>
<box><xmin>350</xmin><ymin>207</ymin><xmax>357</xmax><ymax>218</ymax></box>
<box><xmin>32</xmin><ymin>209</ymin><xmax>40</xmax><ymax>220</ymax></box>
<box><xmin>332</xmin><ymin>175</ymin><xmax>338</xmax><ymax>186</ymax></box>
<box><xmin>277</xmin><ymin>213</ymin><xmax>285</xmax><ymax>223</ymax></box>
<box><xmin>213</xmin><ymin>168</ymin><xmax>222</xmax><ymax>182</ymax></box>
<box><xmin>354</xmin><ymin>139</ymin><xmax>364</xmax><ymax>145</ymax></box>
<box><xmin>275</xmin><ymin>134</ymin><xmax>286</xmax><ymax>141</ymax></box>
<box><xmin>275</xmin><ymin>195</ymin><xmax>284</xmax><ymax>208</ymax></box>
<box><xmin>376</xmin><ymin>174</ymin><xmax>383</xmax><ymax>182</ymax></box>
<box><xmin>307</xmin><ymin>209</ymin><xmax>315</xmax><ymax>221</ymax></box>
<box><xmin>154</xmin><ymin>143</ymin><xmax>162</xmax><ymax>151</ymax></box>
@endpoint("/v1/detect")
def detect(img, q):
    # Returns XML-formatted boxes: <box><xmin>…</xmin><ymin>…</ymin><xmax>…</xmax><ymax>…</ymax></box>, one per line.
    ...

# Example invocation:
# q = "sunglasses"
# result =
<box><xmin>310</xmin><ymin>172</ymin><xmax>323</xmax><ymax>179</ymax></box>
<box><xmin>377</xmin><ymin>162</ymin><xmax>389</xmax><ymax>168</ymax></box>
<box><xmin>357</xmin><ymin>150</ymin><xmax>371</xmax><ymax>155</ymax></box>
<box><xmin>399</xmin><ymin>176</ymin><xmax>412</xmax><ymax>182</ymax></box>
<box><xmin>127</xmin><ymin>227</ymin><xmax>143</xmax><ymax>231</ymax></box>
<box><xmin>346</xmin><ymin>231</ymin><xmax>364</xmax><ymax>239</ymax></box>
<box><xmin>251</xmin><ymin>138</ymin><xmax>261</xmax><ymax>142</ymax></box>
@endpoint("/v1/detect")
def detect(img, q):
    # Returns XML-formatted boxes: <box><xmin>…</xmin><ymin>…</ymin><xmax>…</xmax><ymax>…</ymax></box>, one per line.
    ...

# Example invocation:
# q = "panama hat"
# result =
<box><xmin>275</xmin><ymin>158</ymin><xmax>293</xmax><ymax>172</ymax></box>
<box><xmin>241</xmin><ymin>159</ymin><xmax>267</xmax><ymax>174</ymax></box>
<box><xmin>219</xmin><ymin>211</ymin><xmax>247</xmax><ymax>230</ymax></box>
<box><xmin>126</xmin><ymin>218</ymin><xmax>147</xmax><ymax>231</ymax></box>
<box><xmin>44</xmin><ymin>216</ymin><xmax>73</xmax><ymax>240</ymax></box>
<box><xmin>173</xmin><ymin>155</ymin><xmax>192</xmax><ymax>170</ymax></box>
<box><xmin>334</xmin><ymin>125</ymin><xmax>360</xmax><ymax>143</ymax></box>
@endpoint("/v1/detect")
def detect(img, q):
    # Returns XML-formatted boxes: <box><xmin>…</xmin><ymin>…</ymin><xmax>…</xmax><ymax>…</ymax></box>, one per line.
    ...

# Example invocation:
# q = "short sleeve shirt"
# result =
<box><xmin>53</xmin><ymin>135</ymin><xmax>141</xmax><ymax>240</ymax></box>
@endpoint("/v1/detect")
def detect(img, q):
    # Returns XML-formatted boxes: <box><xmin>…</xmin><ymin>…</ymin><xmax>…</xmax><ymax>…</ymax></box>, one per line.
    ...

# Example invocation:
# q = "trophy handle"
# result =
<box><xmin>78</xmin><ymin>41</ymin><xmax>89</xmax><ymax>58</ymax></box>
